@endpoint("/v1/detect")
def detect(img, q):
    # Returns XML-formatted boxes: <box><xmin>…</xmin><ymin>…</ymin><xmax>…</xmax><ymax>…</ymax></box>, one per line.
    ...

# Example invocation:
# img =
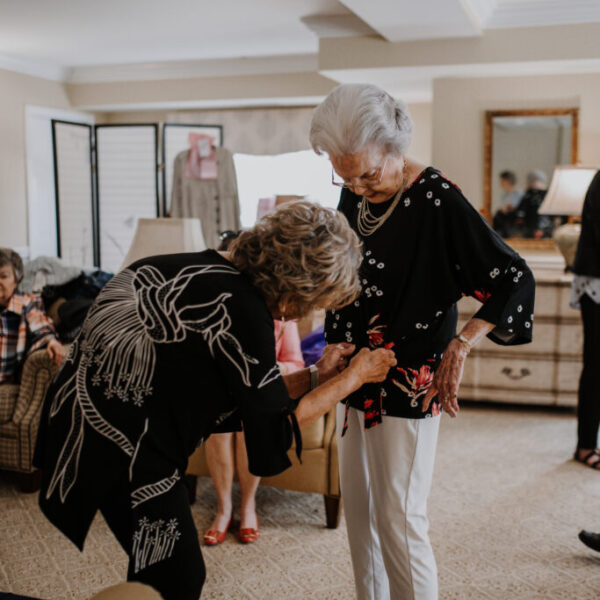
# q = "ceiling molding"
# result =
<box><xmin>70</xmin><ymin>96</ymin><xmax>329</xmax><ymax>112</ymax></box>
<box><xmin>322</xmin><ymin>57</ymin><xmax>600</xmax><ymax>104</ymax></box>
<box><xmin>488</xmin><ymin>0</ymin><xmax>600</xmax><ymax>29</ymax></box>
<box><xmin>300</xmin><ymin>14</ymin><xmax>378</xmax><ymax>38</ymax></box>
<box><xmin>338</xmin><ymin>0</ymin><xmax>482</xmax><ymax>42</ymax></box>
<box><xmin>0</xmin><ymin>52</ymin><xmax>67</xmax><ymax>81</ymax></box>
<box><xmin>461</xmin><ymin>0</ymin><xmax>497</xmax><ymax>26</ymax></box>
<box><xmin>67</xmin><ymin>54</ymin><xmax>318</xmax><ymax>84</ymax></box>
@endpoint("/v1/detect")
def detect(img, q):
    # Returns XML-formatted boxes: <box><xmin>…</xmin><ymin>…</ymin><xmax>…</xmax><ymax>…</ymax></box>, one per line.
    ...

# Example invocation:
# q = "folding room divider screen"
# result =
<box><xmin>95</xmin><ymin>124</ymin><xmax>159</xmax><ymax>273</ymax></box>
<box><xmin>51</xmin><ymin>121</ymin><xmax>159</xmax><ymax>272</ymax></box>
<box><xmin>51</xmin><ymin>121</ymin><xmax>224</xmax><ymax>272</ymax></box>
<box><xmin>51</xmin><ymin>120</ymin><xmax>96</xmax><ymax>267</ymax></box>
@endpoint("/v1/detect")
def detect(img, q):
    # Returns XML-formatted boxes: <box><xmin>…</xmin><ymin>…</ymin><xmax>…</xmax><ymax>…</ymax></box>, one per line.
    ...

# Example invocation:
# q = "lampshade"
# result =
<box><xmin>120</xmin><ymin>218</ymin><xmax>206</xmax><ymax>271</ymax></box>
<box><xmin>538</xmin><ymin>165</ymin><xmax>598</xmax><ymax>216</ymax></box>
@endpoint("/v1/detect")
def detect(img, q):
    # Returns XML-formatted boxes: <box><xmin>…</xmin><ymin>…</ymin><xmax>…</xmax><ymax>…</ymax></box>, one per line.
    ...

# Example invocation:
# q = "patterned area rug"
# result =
<box><xmin>1</xmin><ymin>405</ymin><xmax>599</xmax><ymax>599</ymax></box>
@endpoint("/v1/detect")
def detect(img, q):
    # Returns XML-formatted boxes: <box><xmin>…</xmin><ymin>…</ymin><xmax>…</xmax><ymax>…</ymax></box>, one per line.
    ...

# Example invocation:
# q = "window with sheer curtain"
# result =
<box><xmin>233</xmin><ymin>150</ymin><xmax>341</xmax><ymax>228</ymax></box>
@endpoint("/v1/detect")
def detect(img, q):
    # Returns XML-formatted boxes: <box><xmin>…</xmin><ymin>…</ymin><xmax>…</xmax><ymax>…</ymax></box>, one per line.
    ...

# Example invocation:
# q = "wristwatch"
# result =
<box><xmin>455</xmin><ymin>333</ymin><xmax>472</xmax><ymax>351</ymax></box>
<box><xmin>309</xmin><ymin>364</ymin><xmax>319</xmax><ymax>390</ymax></box>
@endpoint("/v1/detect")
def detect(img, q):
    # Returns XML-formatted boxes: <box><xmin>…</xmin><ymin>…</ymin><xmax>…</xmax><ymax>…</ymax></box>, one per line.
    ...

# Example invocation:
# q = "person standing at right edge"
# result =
<box><xmin>571</xmin><ymin>170</ymin><xmax>600</xmax><ymax>470</ymax></box>
<box><xmin>310</xmin><ymin>84</ymin><xmax>535</xmax><ymax>600</ymax></box>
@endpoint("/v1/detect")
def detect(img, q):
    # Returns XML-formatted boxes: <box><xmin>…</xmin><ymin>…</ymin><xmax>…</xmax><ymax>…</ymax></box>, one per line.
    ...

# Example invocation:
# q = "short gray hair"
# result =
<box><xmin>0</xmin><ymin>248</ymin><xmax>23</xmax><ymax>283</ymax></box>
<box><xmin>310</xmin><ymin>83</ymin><xmax>413</xmax><ymax>158</ymax></box>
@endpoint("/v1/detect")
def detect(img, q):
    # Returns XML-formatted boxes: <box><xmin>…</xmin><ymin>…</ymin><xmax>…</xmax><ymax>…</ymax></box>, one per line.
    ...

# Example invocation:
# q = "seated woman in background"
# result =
<box><xmin>204</xmin><ymin>231</ymin><xmax>305</xmax><ymax>545</ymax></box>
<box><xmin>0</xmin><ymin>248</ymin><xmax>65</xmax><ymax>383</ymax></box>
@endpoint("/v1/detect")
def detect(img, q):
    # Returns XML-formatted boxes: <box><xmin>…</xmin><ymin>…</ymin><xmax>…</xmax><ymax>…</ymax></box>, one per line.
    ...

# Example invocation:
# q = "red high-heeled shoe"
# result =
<box><xmin>203</xmin><ymin>518</ymin><xmax>231</xmax><ymax>546</ymax></box>
<box><xmin>237</xmin><ymin>519</ymin><xmax>260</xmax><ymax>544</ymax></box>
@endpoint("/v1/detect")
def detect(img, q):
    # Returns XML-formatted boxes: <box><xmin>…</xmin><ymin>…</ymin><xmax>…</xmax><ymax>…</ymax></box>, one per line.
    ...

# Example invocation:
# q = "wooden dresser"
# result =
<box><xmin>458</xmin><ymin>269</ymin><xmax>583</xmax><ymax>407</ymax></box>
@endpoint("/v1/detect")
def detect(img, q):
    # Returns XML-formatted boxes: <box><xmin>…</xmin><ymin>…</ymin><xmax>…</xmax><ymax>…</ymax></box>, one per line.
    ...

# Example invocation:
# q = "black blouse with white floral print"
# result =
<box><xmin>325</xmin><ymin>167</ymin><xmax>535</xmax><ymax>429</ymax></box>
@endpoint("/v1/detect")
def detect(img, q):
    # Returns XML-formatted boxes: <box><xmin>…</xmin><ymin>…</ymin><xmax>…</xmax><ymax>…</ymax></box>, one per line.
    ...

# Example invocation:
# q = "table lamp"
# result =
<box><xmin>120</xmin><ymin>218</ymin><xmax>206</xmax><ymax>271</ymax></box>
<box><xmin>538</xmin><ymin>165</ymin><xmax>598</xmax><ymax>268</ymax></box>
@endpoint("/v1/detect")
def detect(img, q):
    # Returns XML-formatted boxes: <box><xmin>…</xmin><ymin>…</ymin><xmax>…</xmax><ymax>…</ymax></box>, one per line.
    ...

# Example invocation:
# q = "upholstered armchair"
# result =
<box><xmin>0</xmin><ymin>349</ymin><xmax>59</xmax><ymax>491</ymax></box>
<box><xmin>185</xmin><ymin>406</ymin><xmax>342</xmax><ymax>528</ymax></box>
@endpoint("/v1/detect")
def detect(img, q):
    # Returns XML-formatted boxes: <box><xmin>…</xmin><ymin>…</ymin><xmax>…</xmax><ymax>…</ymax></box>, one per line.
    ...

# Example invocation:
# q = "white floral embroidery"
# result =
<box><xmin>436</xmin><ymin>311</ymin><xmax>443</xmax><ymax>317</ymax></box>
<box><xmin>442</xmin><ymin>183</ymin><xmax>450</xmax><ymax>189</ymax></box>
<box><xmin>416</xmin><ymin>323</ymin><xmax>423</xmax><ymax>329</ymax></box>
<box><xmin>335</xmin><ymin>314</ymin><xmax>340</xmax><ymax>320</ymax></box>
<box><xmin>377</xmin><ymin>262</ymin><xmax>384</xmax><ymax>269</ymax></box>
<box><xmin>132</xmin><ymin>517</ymin><xmax>181</xmax><ymax>574</ymax></box>
<box><xmin>376</xmin><ymin>290</ymin><xmax>383</xmax><ymax>297</ymax></box>
<box><xmin>525</xmin><ymin>322</ymin><xmax>531</xmax><ymax>328</ymax></box>
<box><xmin>431</xmin><ymin>174</ymin><xmax>439</xmax><ymax>179</ymax></box>
<box><xmin>332</xmin><ymin>323</ymin><xmax>338</xmax><ymax>329</ymax></box>
<box><xmin>404</xmin><ymin>198</ymin><xmax>411</xmax><ymax>207</ymax></box>
<box><xmin>354</xmin><ymin>301</ymin><xmax>360</xmax><ymax>307</ymax></box>
<box><xmin>507</xmin><ymin>316</ymin><xmax>513</xmax><ymax>323</ymax></box>
<box><xmin>490</xmin><ymin>268</ymin><xmax>500</xmax><ymax>278</ymax></box>
<box><xmin>368</xmin><ymin>258</ymin><xmax>376</xmax><ymax>265</ymax></box>
<box><xmin>434</xmin><ymin>198</ymin><xmax>441</xmax><ymax>207</ymax></box>
<box><xmin>419</xmin><ymin>178</ymin><xmax>425</xmax><ymax>184</ymax></box>
<box><xmin>517</xmin><ymin>305</ymin><xmax>523</xmax><ymax>312</ymax></box>
<box><xmin>346</xmin><ymin>322</ymin><xmax>352</xmax><ymax>328</ymax></box>
<box><xmin>426</xmin><ymin>191</ymin><xmax>433</xmax><ymax>199</ymax></box>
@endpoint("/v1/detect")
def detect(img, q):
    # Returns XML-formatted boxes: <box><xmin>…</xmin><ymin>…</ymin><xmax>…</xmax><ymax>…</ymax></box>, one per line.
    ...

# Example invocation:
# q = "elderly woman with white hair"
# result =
<box><xmin>34</xmin><ymin>201</ymin><xmax>397</xmax><ymax>600</ymax></box>
<box><xmin>310</xmin><ymin>84</ymin><xmax>536</xmax><ymax>600</ymax></box>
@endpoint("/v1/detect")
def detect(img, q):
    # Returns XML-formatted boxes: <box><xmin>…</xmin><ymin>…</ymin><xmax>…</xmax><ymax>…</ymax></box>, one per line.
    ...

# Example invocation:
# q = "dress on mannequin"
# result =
<box><xmin>170</xmin><ymin>147</ymin><xmax>241</xmax><ymax>249</ymax></box>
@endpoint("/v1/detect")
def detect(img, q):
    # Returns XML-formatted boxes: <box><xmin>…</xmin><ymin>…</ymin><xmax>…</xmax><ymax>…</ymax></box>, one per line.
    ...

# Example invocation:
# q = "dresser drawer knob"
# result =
<box><xmin>501</xmin><ymin>367</ymin><xmax>531</xmax><ymax>380</ymax></box>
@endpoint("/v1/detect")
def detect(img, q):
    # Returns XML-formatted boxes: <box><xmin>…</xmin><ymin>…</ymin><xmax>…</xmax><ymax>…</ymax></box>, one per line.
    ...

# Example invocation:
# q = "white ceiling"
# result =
<box><xmin>0</xmin><ymin>0</ymin><xmax>349</xmax><ymax>66</ymax></box>
<box><xmin>2</xmin><ymin>0</ymin><xmax>600</xmax><ymax>107</ymax></box>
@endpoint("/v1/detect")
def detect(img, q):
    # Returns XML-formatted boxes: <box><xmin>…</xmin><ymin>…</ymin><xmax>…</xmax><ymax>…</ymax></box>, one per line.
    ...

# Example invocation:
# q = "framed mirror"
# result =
<box><xmin>483</xmin><ymin>108</ymin><xmax>579</xmax><ymax>249</ymax></box>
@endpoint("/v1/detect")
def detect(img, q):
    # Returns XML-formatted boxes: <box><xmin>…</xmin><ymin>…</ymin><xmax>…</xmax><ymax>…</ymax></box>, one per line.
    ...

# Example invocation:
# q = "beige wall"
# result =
<box><xmin>432</xmin><ymin>73</ymin><xmax>600</xmax><ymax>210</ymax></box>
<box><xmin>0</xmin><ymin>68</ymin><xmax>71</xmax><ymax>248</ymax></box>
<box><xmin>99</xmin><ymin>101</ymin><xmax>433</xmax><ymax>162</ymax></box>
<box><xmin>407</xmin><ymin>102</ymin><xmax>432</xmax><ymax>166</ymax></box>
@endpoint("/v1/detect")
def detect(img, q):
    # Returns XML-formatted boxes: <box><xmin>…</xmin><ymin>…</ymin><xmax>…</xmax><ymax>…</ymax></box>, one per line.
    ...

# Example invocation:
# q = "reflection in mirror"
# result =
<box><xmin>484</xmin><ymin>109</ymin><xmax>578</xmax><ymax>246</ymax></box>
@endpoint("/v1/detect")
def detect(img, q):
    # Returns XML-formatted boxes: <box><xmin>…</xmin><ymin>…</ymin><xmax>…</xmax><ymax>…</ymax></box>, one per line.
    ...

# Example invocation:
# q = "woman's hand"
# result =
<box><xmin>46</xmin><ymin>339</ymin><xmax>66</xmax><ymax>365</ymax></box>
<box><xmin>348</xmin><ymin>347</ymin><xmax>397</xmax><ymax>384</ymax></box>
<box><xmin>316</xmin><ymin>343</ymin><xmax>356</xmax><ymax>383</ymax></box>
<box><xmin>421</xmin><ymin>339</ymin><xmax>468</xmax><ymax>418</ymax></box>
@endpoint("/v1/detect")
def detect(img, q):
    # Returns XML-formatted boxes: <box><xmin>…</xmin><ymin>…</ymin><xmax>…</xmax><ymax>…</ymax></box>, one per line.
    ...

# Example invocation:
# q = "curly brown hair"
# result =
<box><xmin>229</xmin><ymin>200</ymin><xmax>362</xmax><ymax>319</ymax></box>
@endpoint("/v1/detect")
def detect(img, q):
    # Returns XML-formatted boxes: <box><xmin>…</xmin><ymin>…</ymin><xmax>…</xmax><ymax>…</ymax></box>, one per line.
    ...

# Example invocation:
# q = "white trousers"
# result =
<box><xmin>337</xmin><ymin>405</ymin><xmax>440</xmax><ymax>600</ymax></box>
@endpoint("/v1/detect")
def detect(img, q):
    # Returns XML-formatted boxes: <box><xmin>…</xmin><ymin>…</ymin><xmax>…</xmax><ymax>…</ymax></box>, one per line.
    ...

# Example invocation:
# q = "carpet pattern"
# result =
<box><xmin>1</xmin><ymin>405</ymin><xmax>599</xmax><ymax>599</ymax></box>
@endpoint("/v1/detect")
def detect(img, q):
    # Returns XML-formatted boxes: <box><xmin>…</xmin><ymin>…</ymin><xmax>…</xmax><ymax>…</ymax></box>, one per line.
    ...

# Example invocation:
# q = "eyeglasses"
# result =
<box><xmin>331</xmin><ymin>158</ymin><xmax>388</xmax><ymax>189</ymax></box>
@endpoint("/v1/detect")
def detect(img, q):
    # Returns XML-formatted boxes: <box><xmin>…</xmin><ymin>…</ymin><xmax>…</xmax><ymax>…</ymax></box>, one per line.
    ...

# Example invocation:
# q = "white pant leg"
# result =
<box><xmin>337</xmin><ymin>404</ymin><xmax>390</xmax><ymax>600</ymax></box>
<box><xmin>364</xmin><ymin>414</ymin><xmax>441</xmax><ymax>600</ymax></box>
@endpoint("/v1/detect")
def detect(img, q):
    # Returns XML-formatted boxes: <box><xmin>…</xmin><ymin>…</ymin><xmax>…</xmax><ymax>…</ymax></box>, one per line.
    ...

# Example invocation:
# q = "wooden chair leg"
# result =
<box><xmin>184</xmin><ymin>474</ymin><xmax>198</xmax><ymax>505</ymax></box>
<box><xmin>324</xmin><ymin>494</ymin><xmax>342</xmax><ymax>529</ymax></box>
<box><xmin>16</xmin><ymin>469</ymin><xmax>42</xmax><ymax>493</ymax></box>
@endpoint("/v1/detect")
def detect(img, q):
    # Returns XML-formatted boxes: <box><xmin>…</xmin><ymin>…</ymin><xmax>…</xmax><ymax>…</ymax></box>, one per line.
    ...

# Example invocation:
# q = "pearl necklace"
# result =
<box><xmin>356</xmin><ymin>167</ymin><xmax>408</xmax><ymax>237</ymax></box>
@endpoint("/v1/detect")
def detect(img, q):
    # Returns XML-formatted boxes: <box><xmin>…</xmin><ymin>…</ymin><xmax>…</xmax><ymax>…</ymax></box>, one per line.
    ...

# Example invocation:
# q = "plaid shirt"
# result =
<box><xmin>0</xmin><ymin>292</ymin><xmax>57</xmax><ymax>383</ymax></box>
